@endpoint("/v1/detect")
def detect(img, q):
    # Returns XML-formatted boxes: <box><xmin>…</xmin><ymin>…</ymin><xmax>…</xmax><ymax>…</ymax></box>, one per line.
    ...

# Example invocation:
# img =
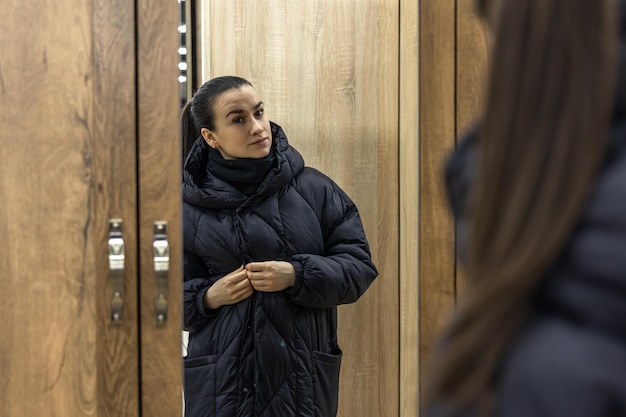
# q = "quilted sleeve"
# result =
<box><xmin>287</xmin><ymin>171</ymin><xmax>378</xmax><ymax>308</ymax></box>
<box><xmin>182</xmin><ymin>206</ymin><xmax>219</xmax><ymax>332</ymax></box>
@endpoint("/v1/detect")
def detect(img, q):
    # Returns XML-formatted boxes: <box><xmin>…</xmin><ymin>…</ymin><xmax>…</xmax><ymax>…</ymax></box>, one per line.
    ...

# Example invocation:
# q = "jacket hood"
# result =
<box><xmin>182</xmin><ymin>122</ymin><xmax>305</xmax><ymax>209</ymax></box>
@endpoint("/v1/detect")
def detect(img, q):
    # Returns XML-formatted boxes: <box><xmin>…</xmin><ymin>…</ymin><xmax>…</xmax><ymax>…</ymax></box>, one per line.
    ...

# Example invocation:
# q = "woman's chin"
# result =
<box><xmin>249</xmin><ymin>143</ymin><xmax>272</xmax><ymax>159</ymax></box>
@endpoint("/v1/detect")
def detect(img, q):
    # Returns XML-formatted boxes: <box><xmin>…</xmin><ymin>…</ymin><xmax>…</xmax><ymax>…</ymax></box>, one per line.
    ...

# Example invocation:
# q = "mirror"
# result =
<box><xmin>180</xmin><ymin>1</ymin><xmax>405</xmax><ymax>416</ymax></box>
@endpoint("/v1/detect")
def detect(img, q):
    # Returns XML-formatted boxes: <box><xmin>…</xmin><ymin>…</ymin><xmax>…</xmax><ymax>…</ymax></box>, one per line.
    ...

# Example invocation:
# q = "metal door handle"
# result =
<box><xmin>153</xmin><ymin>221</ymin><xmax>170</xmax><ymax>325</ymax></box>
<box><xmin>108</xmin><ymin>219</ymin><xmax>125</xmax><ymax>323</ymax></box>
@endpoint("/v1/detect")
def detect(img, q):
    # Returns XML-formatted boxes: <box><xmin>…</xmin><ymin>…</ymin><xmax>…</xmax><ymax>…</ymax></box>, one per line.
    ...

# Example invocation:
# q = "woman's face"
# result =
<box><xmin>201</xmin><ymin>84</ymin><xmax>272</xmax><ymax>160</ymax></box>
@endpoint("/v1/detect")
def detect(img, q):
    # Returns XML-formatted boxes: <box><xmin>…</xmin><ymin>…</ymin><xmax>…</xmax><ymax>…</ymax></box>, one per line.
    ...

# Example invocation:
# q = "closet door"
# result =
<box><xmin>1</xmin><ymin>0</ymin><xmax>182</xmax><ymax>415</ymax></box>
<box><xmin>136</xmin><ymin>0</ymin><xmax>183</xmax><ymax>415</ymax></box>
<box><xmin>0</xmin><ymin>0</ymin><xmax>140</xmax><ymax>415</ymax></box>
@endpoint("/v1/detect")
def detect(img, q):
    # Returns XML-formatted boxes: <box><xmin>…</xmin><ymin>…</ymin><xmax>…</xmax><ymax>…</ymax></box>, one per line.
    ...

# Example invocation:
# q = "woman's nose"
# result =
<box><xmin>250</xmin><ymin>118</ymin><xmax>264</xmax><ymax>133</ymax></box>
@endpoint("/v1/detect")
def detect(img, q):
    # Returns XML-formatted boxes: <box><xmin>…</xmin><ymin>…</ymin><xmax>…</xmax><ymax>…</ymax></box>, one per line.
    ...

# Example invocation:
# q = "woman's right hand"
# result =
<box><xmin>204</xmin><ymin>266</ymin><xmax>254</xmax><ymax>310</ymax></box>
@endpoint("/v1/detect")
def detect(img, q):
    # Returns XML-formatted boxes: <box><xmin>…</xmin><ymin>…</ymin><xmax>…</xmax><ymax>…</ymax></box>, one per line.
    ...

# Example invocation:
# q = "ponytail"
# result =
<box><xmin>180</xmin><ymin>75</ymin><xmax>254</xmax><ymax>167</ymax></box>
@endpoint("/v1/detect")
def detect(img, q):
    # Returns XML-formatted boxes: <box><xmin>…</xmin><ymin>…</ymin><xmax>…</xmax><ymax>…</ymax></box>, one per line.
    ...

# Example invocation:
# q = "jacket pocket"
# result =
<box><xmin>184</xmin><ymin>354</ymin><xmax>217</xmax><ymax>417</ymax></box>
<box><xmin>312</xmin><ymin>346</ymin><xmax>343</xmax><ymax>417</ymax></box>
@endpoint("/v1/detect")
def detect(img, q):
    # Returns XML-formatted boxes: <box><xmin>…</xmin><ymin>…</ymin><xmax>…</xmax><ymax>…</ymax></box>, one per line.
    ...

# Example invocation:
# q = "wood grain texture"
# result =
<box><xmin>0</xmin><ymin>0</ymin><xmax>139</xmax><ymax>415</ymax></box>
<box><xmin>136</xmin><ymin>0</ymin><xmax>184</xmax><ymax>415</ymax></box>
<box><xmin>197</xmin><ymin>1</ymin><xmax>400</xmax><ymax>416</ymax></box>
<box><xmin>418</xmin><ymin>0</ymin><xmax>457</xmax><ymax>406</ymax></box>
<box><xmin>0</xmin><ymin>3</ymin><xmax>101</xmax><ymax>410</ymax></box>
<box><xmin>456</xmin><ymin>0</ymin><xmax>489</xmax><ymax>136</ymax></box>
<box><xmin>399</xmin><ymin>0</ymin><xmax>420</xmax><ymax>415</ymax></box>
<box><xmin>93</xmin><ymin>0</ymin><xmax>141</xmax><ymax>415</ymax></box>
<box><xmin>455</xmin><ymin>0</ymin><xmax>490</xmax><ymax>300</ymax></box>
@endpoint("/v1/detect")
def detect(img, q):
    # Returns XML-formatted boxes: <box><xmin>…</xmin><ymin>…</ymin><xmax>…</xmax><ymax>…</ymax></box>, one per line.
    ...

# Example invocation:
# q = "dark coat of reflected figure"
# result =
<box><xmin>181</xmin><ymin>76</ymin><xmax>377</xmax><ymax>417</ymax></box>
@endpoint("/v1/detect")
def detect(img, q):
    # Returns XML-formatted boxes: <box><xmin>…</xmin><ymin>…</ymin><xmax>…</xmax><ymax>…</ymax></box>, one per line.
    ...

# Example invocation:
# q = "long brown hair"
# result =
<box><xmin>426</xmin><ymin>0</ymin><xmax>618</xmax><ymax>414</ymax></box>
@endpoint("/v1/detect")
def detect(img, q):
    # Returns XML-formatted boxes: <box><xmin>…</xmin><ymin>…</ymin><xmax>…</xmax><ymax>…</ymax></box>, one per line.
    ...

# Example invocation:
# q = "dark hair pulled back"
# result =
<box><xmin>181</xmin><ymin>75</ymin><xmax>253</xmax><ymax>161</ymax></box>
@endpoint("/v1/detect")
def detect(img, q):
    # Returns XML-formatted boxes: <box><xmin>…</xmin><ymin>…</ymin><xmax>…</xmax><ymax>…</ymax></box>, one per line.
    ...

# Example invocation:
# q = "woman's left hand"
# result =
<box><xmin>245</xmin><ymin>261</ymin><xmax>296</xmax><ymax>292</ymax></box>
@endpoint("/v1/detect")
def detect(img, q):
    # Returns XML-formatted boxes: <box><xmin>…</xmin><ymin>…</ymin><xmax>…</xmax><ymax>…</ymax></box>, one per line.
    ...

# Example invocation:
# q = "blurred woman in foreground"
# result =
<box><xmin>425</xmin><ymin>0</ymin><xmax>626</xmax><ymax>416</ymax></box>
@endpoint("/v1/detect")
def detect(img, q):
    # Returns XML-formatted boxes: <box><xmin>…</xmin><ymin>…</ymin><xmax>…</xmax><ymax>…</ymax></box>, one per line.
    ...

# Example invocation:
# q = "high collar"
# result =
<box><xmin>182</xmin><ymin>122</ymin><xmax>305</xmax><ymax>210</ymax></box>
<box><xmin>206</xmin><ymin>145</ymin><xmax>277</xmax><ymax>196</ymax></box>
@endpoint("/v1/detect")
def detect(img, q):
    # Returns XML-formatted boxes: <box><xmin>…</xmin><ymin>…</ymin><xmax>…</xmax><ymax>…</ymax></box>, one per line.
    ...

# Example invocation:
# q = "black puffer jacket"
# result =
<box><xmin>182</xmin><ymin>122</ymin><xmax>378</xmax><ymax>417</ymax></box>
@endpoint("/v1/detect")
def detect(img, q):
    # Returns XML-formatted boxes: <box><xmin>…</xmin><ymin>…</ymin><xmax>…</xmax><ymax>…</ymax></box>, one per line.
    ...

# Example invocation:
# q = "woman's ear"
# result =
<box><xmin>200</xmin><ymin>128</ymin><xmax>217</xmax><ymax>149</ymax></box>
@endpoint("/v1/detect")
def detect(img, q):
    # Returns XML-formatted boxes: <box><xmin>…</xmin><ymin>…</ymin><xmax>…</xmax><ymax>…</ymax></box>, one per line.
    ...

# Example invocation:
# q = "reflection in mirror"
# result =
<box><xmin>182</xmin><ymin>2</ymin><xmax>402</xmax><ymax>417</ymax></box>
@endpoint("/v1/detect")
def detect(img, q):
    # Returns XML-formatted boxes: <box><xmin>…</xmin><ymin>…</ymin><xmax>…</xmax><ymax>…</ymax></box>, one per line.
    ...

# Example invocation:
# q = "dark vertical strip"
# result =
<box><xmin>133</xmin><ymin>0</ymin><xmax>143</xmax><ymax>413</ymax></box>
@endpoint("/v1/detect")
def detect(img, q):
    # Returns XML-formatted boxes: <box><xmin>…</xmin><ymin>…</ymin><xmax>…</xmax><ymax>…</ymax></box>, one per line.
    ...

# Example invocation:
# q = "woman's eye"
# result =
<box><xmin>255</xmin><ymin>109</ymin><xmax>264</xmax><ymax>117</ymax></box>
<box><xmin>233</xmin><ymin>117</ymin><xmax>243</xmax><ymax>123</ymax></box>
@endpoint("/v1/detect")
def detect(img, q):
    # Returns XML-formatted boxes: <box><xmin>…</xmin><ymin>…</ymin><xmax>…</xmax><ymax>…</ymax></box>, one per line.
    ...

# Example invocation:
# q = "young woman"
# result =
<box><xmin>426</xmin><ymin>0</ymin><xmax>626</xmax><ymax>416</ymax></box>
<box><xmin>180</xmin><ymin>75</ymin><xmax>378</xmax><ymax>417</ymax></box>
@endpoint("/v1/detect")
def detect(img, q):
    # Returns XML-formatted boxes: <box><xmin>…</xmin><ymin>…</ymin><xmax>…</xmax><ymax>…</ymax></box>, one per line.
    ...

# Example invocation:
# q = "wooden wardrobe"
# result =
<box><xmin>0</xmin><ymin>0</ymin><xmax>490</xmax><ymax>415</ymax></box>
<box><xmin>0</xmin><ymin>0</ymin><xmax>183</xmax><ymax>415</ymax></box>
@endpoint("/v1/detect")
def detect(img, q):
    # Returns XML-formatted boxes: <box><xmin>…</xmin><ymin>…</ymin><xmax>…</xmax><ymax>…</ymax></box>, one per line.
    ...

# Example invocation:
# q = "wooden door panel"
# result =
<box><xmin>196</xmin><ymin>1</ymin><xmax>400</xmax><ymax>416</ymax></box>
<box><xmin>136</xmin><ymin>0</ymin><xmax>183</xmax><ymax>415</ymax></box>
<box><xmin>0</xmin><ymin>1</ymin><xmax>103</xmax><ymax>404</ymax></box>
<box><xmin>399</xmin><ymin>0</ymin><xmax>419</xmax><ymax>414</ymax></box>
<box><xmin>418</xmin><ymin>0</ymin><xmax>457</xmax><ymax>404</ymax></box>
<box><xmin>456</xmin><ymin>0</ymin><xmax>490</xmax><ymax>137</ymax></box>
<box><xmin>0</xmin><ymin>0</ymin><xmax>139</xmax><ymax>415</ymax></box>
<box><xmin>94</xmin><ymin>0</ymin><xmax>141</xmax><ymax>415</ymax></box>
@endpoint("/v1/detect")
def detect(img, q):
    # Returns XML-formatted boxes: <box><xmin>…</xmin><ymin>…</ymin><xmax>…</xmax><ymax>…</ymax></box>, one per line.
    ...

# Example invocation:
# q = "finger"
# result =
<box><xmin>229</xmin><ymin>269</ymin><xmax>249</xmax><ymax>282</ymax></box>
<box><xmin>246</xmin><ymin>270</ymin><xmax>263</xmax><ymax>281</ymax></box>
<box><xmin>245</xmin><ymin>261</ymin><xmax>268</xmax><ymax>272</ymax></box>
<box><xmin>229</xmin><ymin>282</ymin><xmax>252</xmax><ymax>299</ymax></box>
<box><xmin>229</xmin><ymin>265</ymin><xmax>245</xmax><ymax>275</ymax></box>
<box><xmin>235</xmin><ymin>285</ymin><xmax>254</xmax><ymax>300</ymax></box>
<box><xmin>233</xmin><ymin>275</ymin><xmax>252</xmax><ymax>288</ymax></box>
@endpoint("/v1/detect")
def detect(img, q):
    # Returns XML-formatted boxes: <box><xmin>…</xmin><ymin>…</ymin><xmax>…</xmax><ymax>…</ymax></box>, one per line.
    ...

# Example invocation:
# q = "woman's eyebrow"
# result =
<box><xmin>225</xmin><ymin>101</ymin><xmax>264</xmax><ymax>118</ymax></box>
